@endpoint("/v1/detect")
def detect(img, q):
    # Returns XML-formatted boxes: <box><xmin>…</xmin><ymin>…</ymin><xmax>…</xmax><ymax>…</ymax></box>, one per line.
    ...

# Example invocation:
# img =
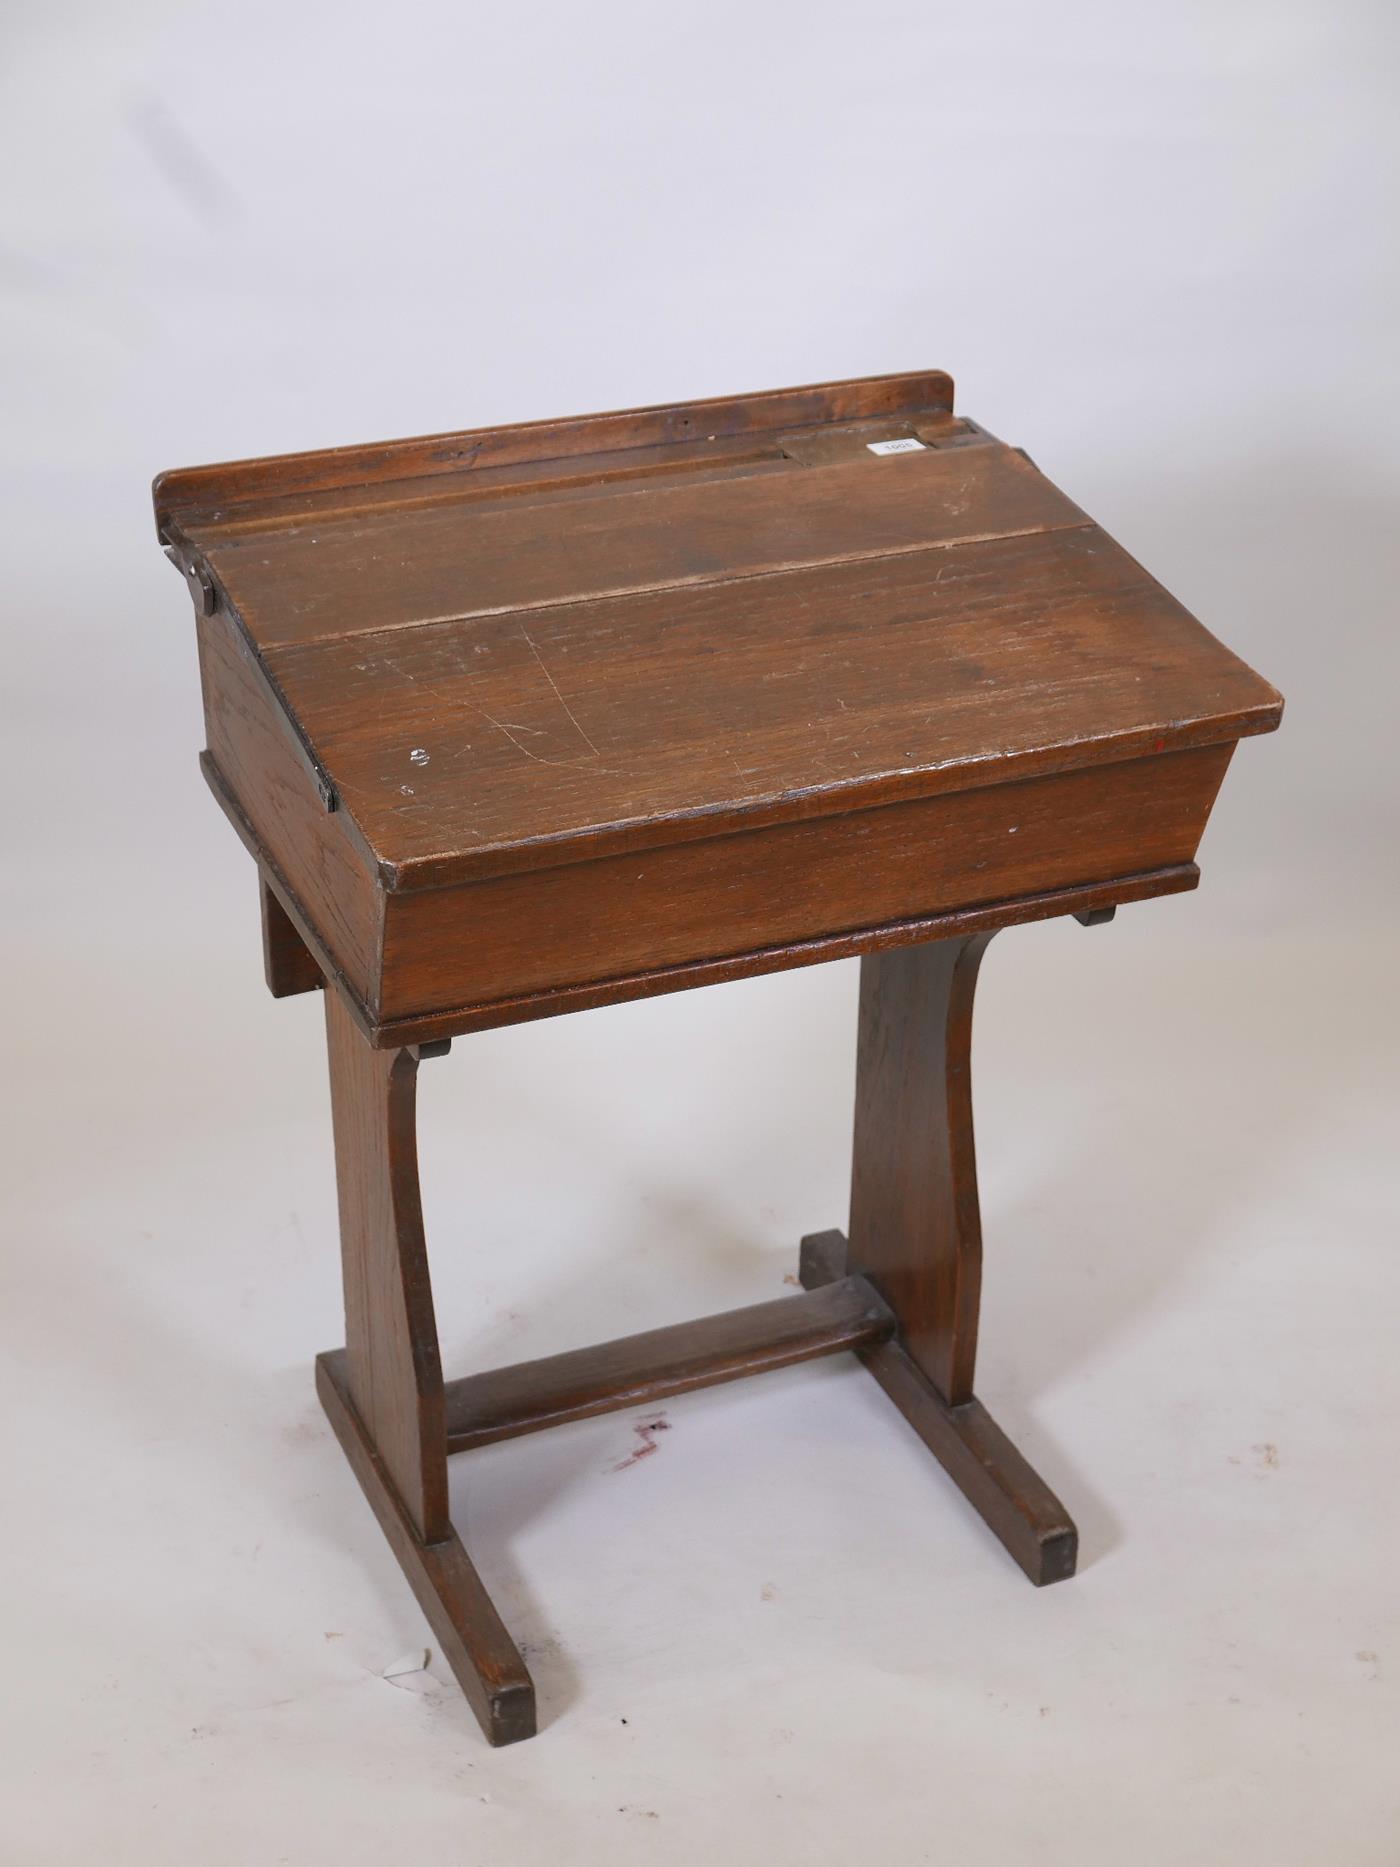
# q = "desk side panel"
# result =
<box><xmin>196</xmin><ymin>608</ymin><xmax>384</xmax><ymax>1006</ymax></box>
<box><xmin>377</xmin><ymin>744</ymin><xmax>1234</xmax><ymax>1022</ymax></box>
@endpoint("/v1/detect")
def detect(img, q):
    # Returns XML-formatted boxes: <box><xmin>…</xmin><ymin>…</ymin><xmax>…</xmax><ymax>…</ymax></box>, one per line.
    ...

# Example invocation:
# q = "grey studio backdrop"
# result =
<box><xmin>2</xmin><ymin>4</ymin><xmax>1397</xmax><ymax>1863</ymax></box>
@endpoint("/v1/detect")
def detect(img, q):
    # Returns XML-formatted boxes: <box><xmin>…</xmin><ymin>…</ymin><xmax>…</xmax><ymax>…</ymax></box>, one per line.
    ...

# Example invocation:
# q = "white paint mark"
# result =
<box><xmin>379</xmin><ymin>1648</ymin><xmax>436</xmax><ymax>1695</ymax></box>
<box><xmin>382</xmin><ymin>1647</ymin><xmax>431</xmax><ymax>1681</ymax></box>
<box><xmin>410</xmin><ymin>748</ymin><xmax>430</xmax><ymax>766</ymax></box>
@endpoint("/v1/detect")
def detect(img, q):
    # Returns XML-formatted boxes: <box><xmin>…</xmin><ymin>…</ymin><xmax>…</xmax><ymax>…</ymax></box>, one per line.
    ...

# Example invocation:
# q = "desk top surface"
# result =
<box><xmin>157</xmin><ymin>371</ymin><xmax>1281</xmax><ymax>891</ymax></box>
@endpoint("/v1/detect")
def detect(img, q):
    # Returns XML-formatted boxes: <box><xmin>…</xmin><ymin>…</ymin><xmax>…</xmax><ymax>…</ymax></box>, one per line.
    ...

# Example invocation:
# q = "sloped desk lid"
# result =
<box><xmin>156</xmin><ymin>371</ymin><xmax>1282</xmax><ymax>892</ymax></box>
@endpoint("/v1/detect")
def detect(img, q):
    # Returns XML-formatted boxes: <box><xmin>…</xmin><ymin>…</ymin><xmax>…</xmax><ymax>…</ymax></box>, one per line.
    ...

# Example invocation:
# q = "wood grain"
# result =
<box><xmin>323</xmin><ymin>988</ymin><xmax>446</xmax><ymax>1541</ymax></box>
<box><xmin>261</xmin><ymin>520</ymin><xmax>1277</xmax><ymax>890</ymax></box>
<box><xmin>442</xmin><ymin>1275</ymin><xmax>896</xmax><ymax>1453</ymax></box>
<box><xmin>196</xmin><ymin>608</ymin><xmax>381</xmax><ymax>1001</ymax></box>
<box><xmin>376</xmin><ymin>744</ymin><xmax>1233</xmax><ymax>1019</ymax></box>
<box><xmin>259</xmin><ymin>874</ymin><xmax>321</xmax><ymax>998</ymax></box>
<box><xmin>201</xmin><ymin>751</ymin><xmax>1200</xmax><ymax>1046</ymax></box>
<box><xmin>190</xmin><ymin>440</ymin><xmax>1086</xmax><ymax>651</ymax></box>
<box><xmin>849</xmin><ymin>935</ymin><xmax>994</xmax><ymax>1405</ymax></box>
<box><xmin>153</xmin><ymin>368</ymin><xmax>954</xmax><ymax>535</ymax></box>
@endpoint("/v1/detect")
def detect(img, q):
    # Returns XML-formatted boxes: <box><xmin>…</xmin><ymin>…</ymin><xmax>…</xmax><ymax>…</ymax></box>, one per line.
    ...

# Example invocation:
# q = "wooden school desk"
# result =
<box><xmin>155</xmin><ymin>371</ymin><xmax>1282</xmax><ymax>1745</ymax></box>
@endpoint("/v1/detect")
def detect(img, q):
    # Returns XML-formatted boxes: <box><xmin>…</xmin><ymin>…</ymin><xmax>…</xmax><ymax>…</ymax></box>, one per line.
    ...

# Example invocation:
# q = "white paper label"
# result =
<box><xmin>866</xmin><ymin>437</ymin><xmax>926</xmax><ymax>456</ymax></box>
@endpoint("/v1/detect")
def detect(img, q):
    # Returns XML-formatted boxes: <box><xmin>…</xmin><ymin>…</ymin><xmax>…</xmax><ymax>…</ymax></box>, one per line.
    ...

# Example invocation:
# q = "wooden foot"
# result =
<box><xmin>825</xmin><ymin>930</ymin><xmax>1079</xmax><ymax>1585</ymax></box>
<box><xmin>319</xmin><ymin>987</ymin><xmax>534</xmax><ymax>1744</ymax></box>
<box><xmin>800</xmin><ymin>1231</ymin><xmax>1076</xmax><ymax>1584</ymax></box>
<box><xmin>317</xmin><ymin>1350</ymin><xmax>536</xmax><ymax>1744</ymax></box>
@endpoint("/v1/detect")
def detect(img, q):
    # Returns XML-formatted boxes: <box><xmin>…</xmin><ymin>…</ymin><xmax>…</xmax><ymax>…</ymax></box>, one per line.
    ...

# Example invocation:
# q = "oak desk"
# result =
<box><xmin>156</xmin><ymin>371</ymin><xmax>1282</xmax><ymax>1745</ymax></box>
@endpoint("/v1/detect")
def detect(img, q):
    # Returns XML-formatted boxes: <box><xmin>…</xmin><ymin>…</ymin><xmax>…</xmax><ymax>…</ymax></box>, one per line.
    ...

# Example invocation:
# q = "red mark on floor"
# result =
<box><xmin>609</xmin><ymin>1413</ymin><xmax>671</xmax><ymax>1472</ymax></box>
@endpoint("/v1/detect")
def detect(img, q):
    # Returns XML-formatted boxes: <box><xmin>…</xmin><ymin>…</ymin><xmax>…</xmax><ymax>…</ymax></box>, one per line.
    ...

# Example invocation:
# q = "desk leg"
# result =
<box><xmin>801</xmin><ymin>934</ymin><xmax>1078</xmax><ymax>1586</ymax></box>
<box><xmin>316</xmin><ymin>989</ymin><xmax>536</xmax><ymax>1744</ymax></box>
